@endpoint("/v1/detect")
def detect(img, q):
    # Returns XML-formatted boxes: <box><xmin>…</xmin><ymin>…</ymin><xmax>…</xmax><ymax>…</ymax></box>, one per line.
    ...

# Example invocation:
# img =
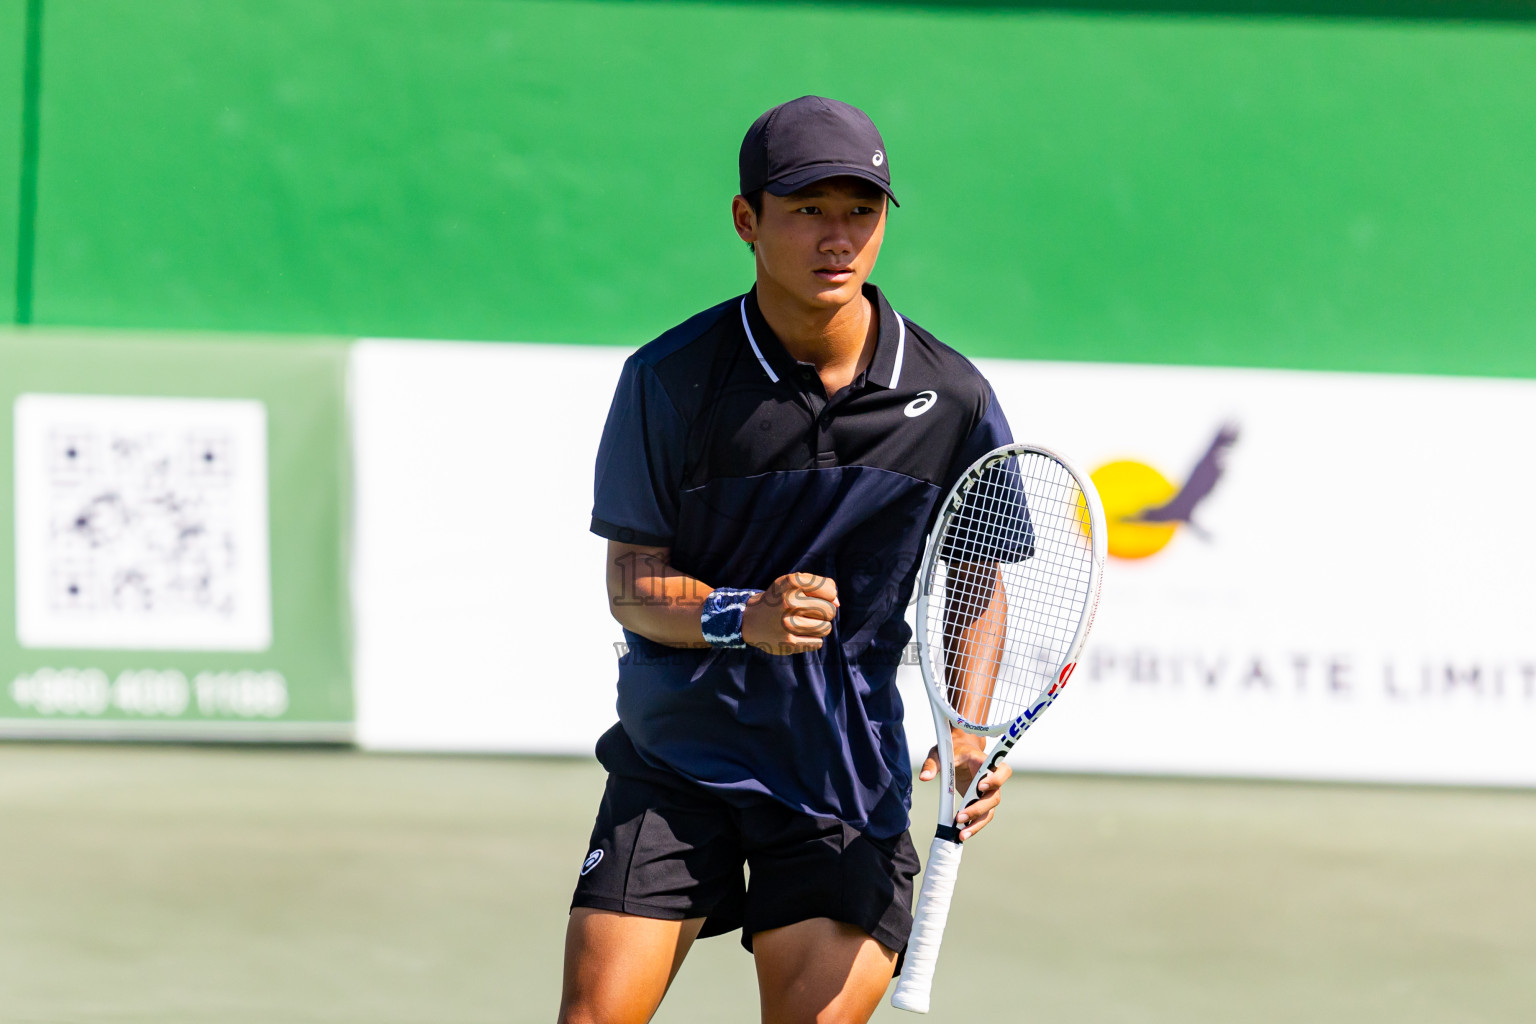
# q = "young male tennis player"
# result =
<box><xmin>561</xmin><ymin>96</ymin><xmax>1018</xmax><ymax>1024</ymax></box>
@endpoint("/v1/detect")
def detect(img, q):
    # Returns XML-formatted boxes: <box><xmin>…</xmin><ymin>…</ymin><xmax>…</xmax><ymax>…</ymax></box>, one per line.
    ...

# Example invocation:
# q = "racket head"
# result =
<box><xmin>914</xmin><ymin>443</ymin><xmax>1107</xmax><ymax>736</ymax></box>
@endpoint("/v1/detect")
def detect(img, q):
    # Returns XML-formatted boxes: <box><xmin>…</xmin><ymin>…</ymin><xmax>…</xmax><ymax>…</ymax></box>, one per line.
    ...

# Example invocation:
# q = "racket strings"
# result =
<box><xmin>927</xmin><ymin>452</ymin><xmax>1095</xmax><ymax>728</ymax></box>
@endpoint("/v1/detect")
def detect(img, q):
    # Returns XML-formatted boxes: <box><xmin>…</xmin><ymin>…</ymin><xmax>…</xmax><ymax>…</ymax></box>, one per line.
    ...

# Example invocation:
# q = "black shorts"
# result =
<box><xmin>570</xmin><ymin>724</ymin><xmax>921</xmax><ymax>957</ymax></box>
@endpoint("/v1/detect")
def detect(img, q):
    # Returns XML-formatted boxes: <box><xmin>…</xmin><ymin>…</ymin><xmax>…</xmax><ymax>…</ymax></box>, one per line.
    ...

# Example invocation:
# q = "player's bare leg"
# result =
<box><xmin>558</xmin><ymin>909</ymin><xmax>705</xmax><ymax>1024</ymax></box>
<box><xmin>753</xmin><ymin>917</ymin><xmax>897</xmax><ymax>1024</ymax></box>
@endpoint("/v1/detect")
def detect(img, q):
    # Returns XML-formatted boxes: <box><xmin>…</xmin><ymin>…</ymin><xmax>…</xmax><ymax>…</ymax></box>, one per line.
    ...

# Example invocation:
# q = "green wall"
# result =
<box><xmin>12</xmin><ymin>1</ymin><xmax>1536</xmax><ymax>375</ymax></box>
<box><xmin>0</xmin><ymin>0</ymin><xmax>25</xmax><ymax>324</ymax></box>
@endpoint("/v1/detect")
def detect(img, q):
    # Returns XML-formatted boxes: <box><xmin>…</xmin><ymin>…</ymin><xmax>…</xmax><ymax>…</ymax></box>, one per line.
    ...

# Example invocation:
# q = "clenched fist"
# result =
<box><xmin>742</xmin><ymin>573</ymin><xmax>839</xmax><ymax>654</ymax></box>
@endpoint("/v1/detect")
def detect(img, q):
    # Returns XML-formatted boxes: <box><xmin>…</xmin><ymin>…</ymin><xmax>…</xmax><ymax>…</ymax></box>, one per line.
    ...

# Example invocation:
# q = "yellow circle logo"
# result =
<box><xmin>1085</xmin><ymin>423</ymin><xmax>1239</xmax><ymax>561</ymax></box>
<box><xmin>1091</xmin><ymin>461</ymin><xmax>1179</xmax><ymax>559</ymax></box>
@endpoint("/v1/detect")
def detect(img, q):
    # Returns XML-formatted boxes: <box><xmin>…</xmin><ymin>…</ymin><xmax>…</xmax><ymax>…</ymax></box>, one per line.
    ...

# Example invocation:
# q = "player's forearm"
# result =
<box><xmin>606</xmin><ymin>542</ymin><xmax>712</xmax><ymax>647</ymax></box>
<box><xmin>945</xmin><ymin>567</ymin><xmax>1007</xmax><ymax>723</ymax></box>
<box><xmin>605</xmin><ymin>543</ymin><xmax>839</xmax><ymax>653</ymax></box>
<box><xmin>613</xmin><ymin>580</ymin><xmax>712</xmax><ymax>647</ymax></box>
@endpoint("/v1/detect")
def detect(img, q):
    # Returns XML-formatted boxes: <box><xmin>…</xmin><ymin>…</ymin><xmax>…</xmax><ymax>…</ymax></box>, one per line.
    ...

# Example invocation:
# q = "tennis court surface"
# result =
<box><xmin>2</xmin><ymin>743</ymin><xmax>1532</xmax><ymax>1023</ymax></box>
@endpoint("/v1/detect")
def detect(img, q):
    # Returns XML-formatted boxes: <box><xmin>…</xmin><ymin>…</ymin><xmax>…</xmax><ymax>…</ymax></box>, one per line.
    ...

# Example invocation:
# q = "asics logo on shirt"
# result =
<box><xmin>580</xmin><ymin>849</ymin><xmax>604</xmax><ymax>875</ymax></box>
<box><xmin>903</xmin><ymin>391</ymin><xmax>938</xmax><ymax>418</ymax></box>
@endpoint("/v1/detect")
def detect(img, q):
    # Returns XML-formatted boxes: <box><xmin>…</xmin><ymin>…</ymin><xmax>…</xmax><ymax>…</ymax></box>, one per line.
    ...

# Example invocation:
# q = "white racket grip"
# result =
<box><xmin>890</xmin><ymin>836</ymin><xmax>965</xmax><ymax>1013</ymax></box>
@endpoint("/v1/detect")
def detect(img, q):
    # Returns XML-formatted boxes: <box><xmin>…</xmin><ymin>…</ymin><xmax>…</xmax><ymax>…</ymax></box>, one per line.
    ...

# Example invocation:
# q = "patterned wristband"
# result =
<box><xmin>701</xmin><ymin>588</ymin><xmax>761</xmax><ymax>649</ymax></box>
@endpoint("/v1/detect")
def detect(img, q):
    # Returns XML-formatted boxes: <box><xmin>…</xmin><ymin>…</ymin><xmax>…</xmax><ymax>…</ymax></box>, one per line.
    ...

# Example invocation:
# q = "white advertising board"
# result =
<box><xmin>985</xmin><ymin>361</ymin><xmax>1536</xmax><ymax>784</ymax></box>
<box><xmin>351</xmin><ymin>340</ymin><xmax>1536</xmax><ymax>785</ymax></box>
<box><xmin>350</xmin><ymin>340</ymin><xmax>625</xmax><ymax>753</ymax></box>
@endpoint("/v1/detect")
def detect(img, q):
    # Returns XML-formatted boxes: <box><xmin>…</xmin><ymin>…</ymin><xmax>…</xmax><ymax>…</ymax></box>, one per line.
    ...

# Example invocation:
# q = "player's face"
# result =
<box><xmin>735</xmin><ymin>177</ymin><xmax>888</xmax><ymax>311</ymax></box>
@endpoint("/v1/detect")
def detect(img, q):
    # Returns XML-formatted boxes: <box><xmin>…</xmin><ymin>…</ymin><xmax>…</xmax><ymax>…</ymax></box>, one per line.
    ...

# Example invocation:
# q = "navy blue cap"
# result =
<box><xmin>739</xmin><ymin>96</ymin><xmax>898</xmax><ymax>206</ymax></box>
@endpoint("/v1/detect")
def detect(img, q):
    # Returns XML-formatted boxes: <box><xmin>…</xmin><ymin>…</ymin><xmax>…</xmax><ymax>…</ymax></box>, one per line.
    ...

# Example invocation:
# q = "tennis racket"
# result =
<box><xmin>890</xmin><ymin>443</ymin><xmax>1107</xmax><ymax>1013</ymax></box>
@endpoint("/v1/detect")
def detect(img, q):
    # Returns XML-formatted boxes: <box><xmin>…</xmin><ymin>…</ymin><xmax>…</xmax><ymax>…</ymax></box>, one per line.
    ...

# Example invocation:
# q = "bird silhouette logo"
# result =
<box><xmin>1090</xmin><ymin>423</ymin><xmax>1239</xmax><ymax>559</ymax></box>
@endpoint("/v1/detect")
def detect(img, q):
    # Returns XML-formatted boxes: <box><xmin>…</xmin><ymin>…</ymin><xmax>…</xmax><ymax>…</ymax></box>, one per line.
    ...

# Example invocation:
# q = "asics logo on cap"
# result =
<box><xmin>738</xmin><ymin>97</ymin><xmax>899</xmax><ymax>206</ymax></box>
<box><xmin>904</xmin><ymin>391</ymin><xmax>937</xmax><ymax>417</ymax></box>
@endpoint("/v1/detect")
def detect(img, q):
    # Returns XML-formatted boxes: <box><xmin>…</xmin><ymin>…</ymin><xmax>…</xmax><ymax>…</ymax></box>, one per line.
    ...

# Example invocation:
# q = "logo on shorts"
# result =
<box><xmin>580</xmin><ymin>849</ymin><xmax>604</xmax><ymax>876</ymax></box>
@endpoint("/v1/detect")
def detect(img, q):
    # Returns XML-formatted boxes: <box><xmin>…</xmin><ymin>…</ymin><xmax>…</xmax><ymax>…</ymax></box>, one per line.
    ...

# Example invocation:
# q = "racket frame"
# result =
<box><xmin>892</xmin><ymin>442</ymin><xmax>1107</xmax><ymax>1013</ymax></box>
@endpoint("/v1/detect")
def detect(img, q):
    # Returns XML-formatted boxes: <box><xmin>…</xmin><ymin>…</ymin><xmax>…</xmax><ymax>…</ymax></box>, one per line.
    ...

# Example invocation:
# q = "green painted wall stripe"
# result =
<box><xmin>706</xmin><ymin>0</ymin><xmax>1536</xmax><ymax>21</ymax></box>
<box><xmin>13</xmin><ymin>0</ymin><xmax>41</xmax><ymax>325</ymax></box>
<box><xmin>0</xmin><ymin>0</ymin><xmax>26</xmax><ymax>324</ymax></box>
<box><xmin>21</xmin><ymin>2</ymin><xmax>1536</xmax><ymax>378</ymax></box>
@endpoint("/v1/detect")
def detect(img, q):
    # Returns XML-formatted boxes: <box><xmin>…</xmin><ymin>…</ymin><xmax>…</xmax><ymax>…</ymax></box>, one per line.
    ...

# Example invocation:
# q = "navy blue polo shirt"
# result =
<box><xmin>590</xmin><ymin>283</ymin><xmax>1013</xmax><ymax>839</ymax></box>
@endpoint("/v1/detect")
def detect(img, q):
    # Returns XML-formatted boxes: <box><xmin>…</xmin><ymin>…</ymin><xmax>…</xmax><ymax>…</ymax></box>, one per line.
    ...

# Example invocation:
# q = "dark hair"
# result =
<box><xmin>743</xmin><ymin>189</ymin><xmax>763</xmax><ymax>253</ymax></box>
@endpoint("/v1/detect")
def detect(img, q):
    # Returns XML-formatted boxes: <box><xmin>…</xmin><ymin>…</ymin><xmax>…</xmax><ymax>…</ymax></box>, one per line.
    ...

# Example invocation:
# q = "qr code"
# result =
<box><xmin>14</xmin><ymin>395</ymin><xmax>272</xmax><ymax>651</ymax></box>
